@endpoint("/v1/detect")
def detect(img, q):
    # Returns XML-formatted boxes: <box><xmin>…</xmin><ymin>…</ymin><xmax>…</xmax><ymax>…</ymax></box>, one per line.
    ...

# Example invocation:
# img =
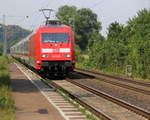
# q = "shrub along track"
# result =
<box><xmin>0</xmin><ymin>57</ymin><xmax>15</xmax><ymax>120</ymax></box>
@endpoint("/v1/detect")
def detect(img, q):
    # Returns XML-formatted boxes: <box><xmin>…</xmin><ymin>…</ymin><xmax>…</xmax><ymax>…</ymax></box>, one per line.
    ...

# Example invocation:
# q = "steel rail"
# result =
<box><xmin>66</xmin><ymin>79</ymin><xmax>150</xmax><ymax>119</ymax></box>
<box><xmin>76</xmin><ymin>68</ymin><xmax>150</xmax><ymax>87</ymax></box>
<box><xmin>75</xmin><ymin>68</ymin><xmax>150</xmax><ymax>95</ymax></box>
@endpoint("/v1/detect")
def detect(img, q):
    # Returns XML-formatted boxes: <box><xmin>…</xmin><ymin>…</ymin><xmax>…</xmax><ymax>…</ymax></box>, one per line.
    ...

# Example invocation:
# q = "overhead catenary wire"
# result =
<box><xmin>2</xmin><ymin>14</ymin><xmax>7</xmax><ymax>56</ymax></box>
<box><xmin>89</xmin><ymin>0</ymin><xmax>104</xmax><ymax>9</ymax></box>
<box><xmin>0</xmin><ymin>14</ymin><xmax>28</xmax><ymax>24</ymax></box>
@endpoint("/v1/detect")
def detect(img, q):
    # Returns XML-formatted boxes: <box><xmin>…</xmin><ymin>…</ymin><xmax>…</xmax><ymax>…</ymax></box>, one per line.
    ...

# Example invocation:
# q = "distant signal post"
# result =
<box><xmin>3</xmin><ymin>14</ymin><xmax>7</xmax><ymax>56</ymax></box>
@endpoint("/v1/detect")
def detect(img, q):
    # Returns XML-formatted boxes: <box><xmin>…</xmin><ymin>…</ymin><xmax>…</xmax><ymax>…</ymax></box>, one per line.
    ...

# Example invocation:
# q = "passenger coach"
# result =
<box><xmin>11</xmin><ymin>20</ymin><xmax>75</xmax><ymax>76</ymax></box>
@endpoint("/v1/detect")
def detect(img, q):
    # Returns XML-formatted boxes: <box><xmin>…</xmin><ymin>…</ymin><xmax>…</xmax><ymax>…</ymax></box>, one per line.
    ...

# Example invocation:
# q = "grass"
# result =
<box><xmin>0</xmin><ymin>56</ymin><xmax>15</xmax><ymax>120</ymax></box>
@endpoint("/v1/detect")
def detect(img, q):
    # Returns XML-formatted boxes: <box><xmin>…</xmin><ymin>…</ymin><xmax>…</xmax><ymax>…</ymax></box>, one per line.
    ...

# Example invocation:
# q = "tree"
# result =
<box><xmin>88</xmin><ymin>34</ymin><xmax>106</xmax><ymax>69</ymax></box>
<box><xmin>75</xmin><ymin>8</ymin><xmax>102</xmax><ymax>50</ymax></box>
<box><xmin>56</xmin><ymin>5</ymin><xmax>77</xmax><ymax>29</ymax></box>
<box><xmin>126</xmin><ymin>9</ymin><xmax>150</xmax><ymax>78</ymax></box>
<box><xmin>106</xmin><ymin>22</ymin><xmax>127</xmax><ymax>72</ymax></box>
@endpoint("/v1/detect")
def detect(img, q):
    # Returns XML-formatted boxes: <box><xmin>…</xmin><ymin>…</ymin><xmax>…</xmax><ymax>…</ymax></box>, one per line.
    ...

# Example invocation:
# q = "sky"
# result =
<box><xmin>0</xmin><ymin>0</ymin><xmax>150</xmax><ymax>35</ymax></box>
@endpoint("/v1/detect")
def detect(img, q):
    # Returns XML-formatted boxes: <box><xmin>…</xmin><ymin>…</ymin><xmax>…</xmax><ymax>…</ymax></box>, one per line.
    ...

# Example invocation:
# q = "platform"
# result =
<box><xmin>10</xmin><ymin>63</ymin><xmax>65</xmax><ymax>120</ymax></box>
<box><xmin>10</xmin><ymin>63</ymin><xmax>88</xmax><ymax>120</ymax></box>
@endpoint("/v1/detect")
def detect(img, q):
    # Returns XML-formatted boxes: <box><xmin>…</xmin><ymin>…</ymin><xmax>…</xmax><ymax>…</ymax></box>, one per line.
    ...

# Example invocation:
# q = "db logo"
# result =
<box><xmin>53</xmin><ymin>49</ymin><xmax>59</xmax><ymax>52</ymax></box>
<box><xmin>54</xmin><ymin>44</ymin><xmax>57</xmax><ymax>47</ymax></box>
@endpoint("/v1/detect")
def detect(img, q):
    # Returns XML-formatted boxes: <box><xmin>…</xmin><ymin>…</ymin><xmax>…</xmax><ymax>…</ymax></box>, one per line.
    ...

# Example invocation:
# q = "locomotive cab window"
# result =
<box><xmin>42</xmin><ymin>33</ymin><xmax>69</xmax><ymax>43</ymax></box>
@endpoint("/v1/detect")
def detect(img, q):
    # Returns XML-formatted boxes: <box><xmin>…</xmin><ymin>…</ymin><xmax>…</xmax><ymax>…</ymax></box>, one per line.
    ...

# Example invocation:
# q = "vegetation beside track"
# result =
<box><xmin>0</xmin><ymin>56</ymin><xmax>15</xmax><ymax>120</ymax></box>
<box><xmin>74</xmin><ymin>9</ymin><xmax>150</xmax><ymax>80</ymax></box>
<box><xmin>57</xmin><ymin>5</ymin><xmax>150</xmax><ymax>80</ymax></box>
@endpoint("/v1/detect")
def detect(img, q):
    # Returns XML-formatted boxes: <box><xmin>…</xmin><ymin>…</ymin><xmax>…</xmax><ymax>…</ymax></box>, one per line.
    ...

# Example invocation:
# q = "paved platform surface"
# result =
<box><xmin>10</xmin><ymin>63</ymin><xmax>65</xmax><ymax>120</ymax></box>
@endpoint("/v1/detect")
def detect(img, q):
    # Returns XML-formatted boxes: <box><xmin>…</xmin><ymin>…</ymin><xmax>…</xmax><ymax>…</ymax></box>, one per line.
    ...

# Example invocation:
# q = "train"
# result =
<box><xmin>10</xmin><ymin>20</ymin><xmax>75</xmax><ymax>76</ymax></box>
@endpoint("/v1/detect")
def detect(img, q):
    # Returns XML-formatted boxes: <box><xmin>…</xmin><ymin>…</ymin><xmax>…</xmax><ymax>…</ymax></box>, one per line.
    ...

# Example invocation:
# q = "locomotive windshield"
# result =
<box><xmin>42</xmin><ymin>33</ymin><xmax>69</xmax><ymax>43</ymax></box>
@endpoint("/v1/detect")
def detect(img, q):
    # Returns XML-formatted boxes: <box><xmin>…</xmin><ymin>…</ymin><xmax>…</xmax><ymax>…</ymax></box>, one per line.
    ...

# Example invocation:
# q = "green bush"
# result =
<box><xmin>0</xmin><ymin>56</ymin><xmax>15</xmax><ymax>120</ymax></box>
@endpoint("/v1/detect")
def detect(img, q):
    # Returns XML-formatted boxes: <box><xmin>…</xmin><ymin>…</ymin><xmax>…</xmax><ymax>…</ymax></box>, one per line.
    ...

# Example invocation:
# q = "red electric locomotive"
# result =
<box><xmin>11</xmin><ymin>20</ymin><xmax>75</xmax><ymax>76</ymax></box>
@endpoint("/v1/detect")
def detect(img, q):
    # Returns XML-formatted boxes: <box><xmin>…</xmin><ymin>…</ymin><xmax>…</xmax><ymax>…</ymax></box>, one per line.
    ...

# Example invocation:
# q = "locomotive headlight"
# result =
<box><xmin>64</xmin><ymin>54</ymin><xmax>71</xmax><ymax>58</ymax></box>
<box><xmin>42</xmin><ymin>54</ymin><xmax>48</xmax><ymax>58</ymax></box>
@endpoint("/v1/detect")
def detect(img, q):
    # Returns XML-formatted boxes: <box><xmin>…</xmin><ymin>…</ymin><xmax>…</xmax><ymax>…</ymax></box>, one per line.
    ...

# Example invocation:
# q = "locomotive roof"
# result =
<box><xmin>41</xmin><ymin>24</ymin><xmax>67</xmax><ymax>28</ymax></box>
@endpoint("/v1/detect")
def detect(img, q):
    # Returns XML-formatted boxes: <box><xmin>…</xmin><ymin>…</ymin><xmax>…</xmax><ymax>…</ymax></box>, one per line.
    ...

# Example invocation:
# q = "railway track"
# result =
<box><xmin>66</xmin><ymin>78</ymin><xmax>150</xmax><ymax>119</ymax></box>
<box><xmin>16</xmin><ymin>61</ymin><xmax>150</xmax><ymax>120</ymax></box>
<box><xmin>44</xmin><ymin>79</ymin><xmax>112</xmax><ymax>120</ymax></box>
<box><xmin>75</xmin><ymin>68</ymin><xmax>150</xmax><ymax>95</ymax></box>
<box><xmin>45</xmin><ymin>78</ymin><xmax>149</xmax><ymax>120</ymax></box>
<box><xmin>76</xmin><ymin>68</ymin><xmax>150</xmax><ymax>86</ymax></box>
